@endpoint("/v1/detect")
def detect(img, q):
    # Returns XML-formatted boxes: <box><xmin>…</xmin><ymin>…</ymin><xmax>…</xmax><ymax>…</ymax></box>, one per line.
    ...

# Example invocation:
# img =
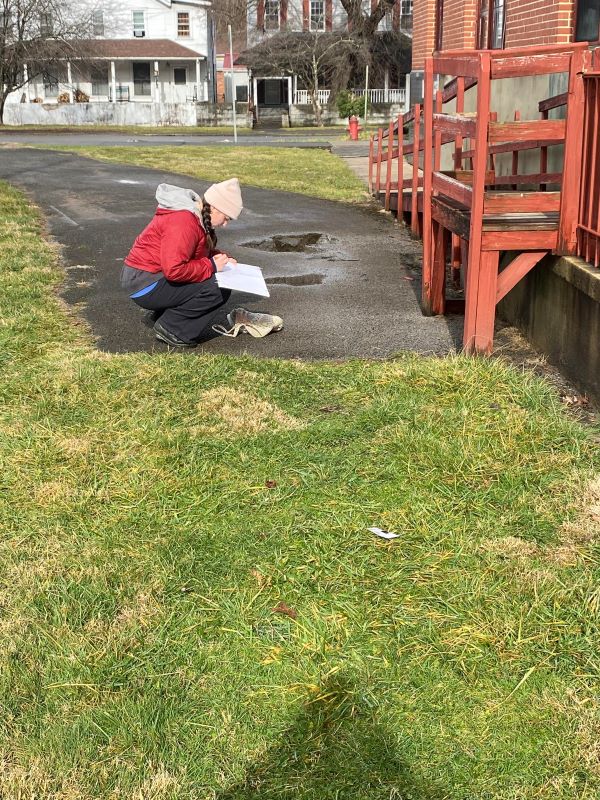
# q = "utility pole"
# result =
<box><xmin>228</xmin><ymin>24</ymin><xmax>238</xmax><ymax>144</ymax></box>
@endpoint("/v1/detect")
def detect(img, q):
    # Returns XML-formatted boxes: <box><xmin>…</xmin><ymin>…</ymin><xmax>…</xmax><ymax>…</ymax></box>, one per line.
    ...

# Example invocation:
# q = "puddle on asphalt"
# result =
<box><xmin>266</xmin><ymin>273</ymin><xmax>324</xmax><ymax>286</ymax></box>
<box><xmin>242</xmin><ymin>233</ymin><xmax>329</xmax><ymax>252</ymax></box>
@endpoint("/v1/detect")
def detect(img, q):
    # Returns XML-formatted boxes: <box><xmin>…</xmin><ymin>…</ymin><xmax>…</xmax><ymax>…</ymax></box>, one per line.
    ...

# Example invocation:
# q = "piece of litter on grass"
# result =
<box><xmin>272</xmin><ymin>602</ymin><xmax>297</xmax><ymax>619</ymax></box>
<box><xmin>368</xmin><ymin>527</ymin><xmax>400</xmax><ymax>540</ymax></box>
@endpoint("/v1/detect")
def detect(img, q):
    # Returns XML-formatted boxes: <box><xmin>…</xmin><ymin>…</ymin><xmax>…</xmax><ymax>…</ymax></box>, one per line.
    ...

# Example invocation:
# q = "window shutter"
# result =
<box><xmin>303</xmin><ymin>0</ymin><xmax>309</xmax><ymax>30</ymax></box>
<box><xmin>326</xmin><ymin>0</ymin><xmax>333</xmax><ymax>30</ymax></box>
<box><xmin>257</xmin><ymin>0</ymin><xmax>265</xmax><ymax>29</ymax></box>
<box><xmin>280</xmin><ymin>0</ymin><xmax>288</xmax><ymax>26</ymax></box>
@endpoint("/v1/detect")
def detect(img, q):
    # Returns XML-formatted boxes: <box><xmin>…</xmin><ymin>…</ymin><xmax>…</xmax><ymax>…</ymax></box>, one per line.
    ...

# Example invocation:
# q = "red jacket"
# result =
<box><xmin>125</xmin><ymin>209</ymin><xmax>219</xmax><ymax>283</ymax></box>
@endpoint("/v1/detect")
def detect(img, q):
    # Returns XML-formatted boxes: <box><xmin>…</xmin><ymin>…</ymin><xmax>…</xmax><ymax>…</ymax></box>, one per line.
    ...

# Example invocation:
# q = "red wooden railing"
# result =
<box><xmin>368</xmin><ymin>43</ymin><xmax>591</xmax><ymax>355</ymax></box>
<box><xmin>577</xmin><ymin>73</ymin><xmax>600</xmax><ymax>266</ymax></box>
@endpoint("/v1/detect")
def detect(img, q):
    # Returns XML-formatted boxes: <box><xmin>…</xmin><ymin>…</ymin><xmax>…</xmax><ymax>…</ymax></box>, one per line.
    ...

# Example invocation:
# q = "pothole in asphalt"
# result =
<box><xmin>242</xmin><ymin>233</ymin><xmax>328</xmax><ymax>252</ymax></box>
<box><xmin>266</xmin><ymin>273</ymin><xmax>324</xmax><ymax>286</ymax></box>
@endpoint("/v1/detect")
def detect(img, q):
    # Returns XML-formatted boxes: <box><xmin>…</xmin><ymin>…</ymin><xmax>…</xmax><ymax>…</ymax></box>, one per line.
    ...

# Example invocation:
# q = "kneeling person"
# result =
<box><xmin>122</xmin><ymin>179</ymin><xmax>242</xmax><ymax>348</ymax></box>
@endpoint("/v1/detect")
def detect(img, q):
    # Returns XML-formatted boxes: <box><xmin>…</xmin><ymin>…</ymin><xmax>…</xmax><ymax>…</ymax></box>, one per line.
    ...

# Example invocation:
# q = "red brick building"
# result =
<box><xmin>412</xmin><ymin>0</ymin><xmax>599</xmax><ymax>76</ymax></box>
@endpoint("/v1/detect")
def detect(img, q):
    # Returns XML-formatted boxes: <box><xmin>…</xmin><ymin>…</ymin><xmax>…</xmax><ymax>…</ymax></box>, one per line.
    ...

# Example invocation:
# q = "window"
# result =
<box><xmin>490</xmin><ymin>0</ymin><xmax>505</xmax><ymax>48</ymax></box>
<box><xmin>173</xmin><ymin>67</ymin><xmax>187</xmax><ymax>85</ymax></box>
<box><xmin>43</xmin><ymin>71</ymin><xmax>59</xmax><ymax>97</ymax></box>
<box><xmin>133</xmin><ymin>61</ymin><xmax>151</xmax><ymax>95</ymax></box>
<box><xmin>435</xmin><ymin>0</ymin><xmax>443</xmax><ymax>50</ymax></box>
<box><xmin>478</xmin><ymin>0</ymin><xmax>505</xmax><ymax>49</ymax></box>
<box><xmin>132</xmin><ymin>10</ymin><xmax>145</xmax><ymax>37</ymax></box>
<box><xmin>236</xmin><ymin>84</ymin><xmax>248</xmax><ymax>102</ymax></box>
<box><xmin>264</xmin><ymin>0</ymin><xmax>280</xmax><ymax>29</ymax></box>
<box><xmin>0</xmin><ymin>12</ymin><xmax>12</xmax><ymax>35</ymax></box>
<box><xmin>380</xmin><ymin>9</ymin><xmax>393</xmax><ymax>30</ymax></box>
<box><xmin>40</xmin><ymin>12</ymin><xmax>53</xmax><ymax>37</ymax></box>
<box><xmin>177</xmin><ymin>12</ymin><xmax>190</xmax><ymax>36</ymax></box>
<box><xmin>90</xmin><ymin>65</ymin><xmax>108</xmax><ymax>95</ymax></box>
<box><xmin>576</xmin><ymin>0</ymin><xmax>600</xmax><ymax>41</ymax></box>
<box><xmin>92</xmin><ymin>10</ymin><xmax>104</xmax><ymax>36</ymax></box>
<box><xmin>400</xmin><ymin>0</ymin><xmax>413</xmax><ymax>31</ymax></box>
<box><xmin>310</xmin><ymin>0</ymin><xmax>325</xmax><ymax>30</ymax></box>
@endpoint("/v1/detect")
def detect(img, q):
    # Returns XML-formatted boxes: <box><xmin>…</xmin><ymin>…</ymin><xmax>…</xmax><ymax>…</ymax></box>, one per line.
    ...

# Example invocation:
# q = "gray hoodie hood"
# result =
<box><xmin>155</xmin><ymin>183</ymin><xmax>202</xmax><ymax>218</ymax></box>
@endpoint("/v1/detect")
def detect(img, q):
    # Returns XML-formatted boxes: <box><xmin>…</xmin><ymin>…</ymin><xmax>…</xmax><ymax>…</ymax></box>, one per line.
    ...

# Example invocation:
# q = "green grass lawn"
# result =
<box><xmin>1</xmin><ymin>181</ymin><xmax>599</xmax><ymax>799</ymax></box>
<box><xmin>34</xmin><ymin>145</ymin><xmax>368</xmax><ymax>203</ymax></box>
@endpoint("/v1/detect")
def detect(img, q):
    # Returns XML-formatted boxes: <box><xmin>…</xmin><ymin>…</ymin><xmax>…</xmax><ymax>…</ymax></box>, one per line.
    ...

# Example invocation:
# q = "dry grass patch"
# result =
<box><xmin>481</xmin><ymin>535</ymin><xmax>539</xmax><ymax>560</ymax></box>
<box><xmin>195</xmin><ymin>386</ymin><xmax>303</xmax><ymax>436</ymax></box>
<box><xmin>549</xmin><ymin>474</ymin><xmax>600</xmax><ymax>565</ymax></box>
<box><xmin>133</xmin><ymin>767</ymin><xmax>181</xmax><ymax>800</ymax></box>
<box><xmin>0</xmin><ymin>755</ymin><xmax>83</xmax><ymax>800</ymax></box>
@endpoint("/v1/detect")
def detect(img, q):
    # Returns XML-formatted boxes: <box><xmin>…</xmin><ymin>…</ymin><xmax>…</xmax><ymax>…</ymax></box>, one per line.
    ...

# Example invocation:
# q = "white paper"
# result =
<box><xmin>368</xmin><ymin>527</ymin><xmax>400</xmax><ymax>540</ymax></box>
<box><xmin>215</xmin><ymin>262</ymin><xmax>270</xmax><ymax>298</ymax></box>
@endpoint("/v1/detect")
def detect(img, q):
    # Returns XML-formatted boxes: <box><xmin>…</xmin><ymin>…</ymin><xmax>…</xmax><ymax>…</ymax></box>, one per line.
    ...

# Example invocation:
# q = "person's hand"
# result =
<box><xmin>213</xmin><ymin>253</ymin><xmax>229</xmax><ymax>271</ymax></box>
<box><xmin>227</xmin><ymin>257</ymin><xmax>238</xmax><ymax>266</ymax></box>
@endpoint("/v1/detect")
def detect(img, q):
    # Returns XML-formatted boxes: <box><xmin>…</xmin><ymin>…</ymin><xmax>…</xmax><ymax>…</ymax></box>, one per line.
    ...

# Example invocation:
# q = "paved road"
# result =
<box><xmin>0</xmin><ymin>129</ymin><xmax>335</xmax><ymax>149</ymax></box>
<box><xmin>0</xmin><ymin>147</ymin><xmax>461</xmax><ymax>358</ymax></box>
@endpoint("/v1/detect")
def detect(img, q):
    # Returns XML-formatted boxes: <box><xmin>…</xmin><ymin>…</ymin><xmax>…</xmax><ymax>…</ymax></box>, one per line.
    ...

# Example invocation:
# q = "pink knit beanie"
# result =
<box><xmin>204</xmin><ymin>178</ymin><xmax>243</xmax><ymax>219</ymax></box>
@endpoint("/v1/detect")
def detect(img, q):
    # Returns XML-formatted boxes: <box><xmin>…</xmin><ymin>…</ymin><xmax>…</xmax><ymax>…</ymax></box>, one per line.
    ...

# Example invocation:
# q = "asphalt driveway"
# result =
<box><xmin>0</xmin><ymin>147</ymin><xmax>462</xmax><ymax>358</ymax></box>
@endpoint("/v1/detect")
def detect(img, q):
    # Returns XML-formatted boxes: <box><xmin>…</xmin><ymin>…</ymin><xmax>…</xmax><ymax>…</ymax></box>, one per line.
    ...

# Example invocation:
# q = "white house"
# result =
<box><xmin>5</xmin><ymin>0</ymin><xmax>217</xmax><ymax>124</ymax></box>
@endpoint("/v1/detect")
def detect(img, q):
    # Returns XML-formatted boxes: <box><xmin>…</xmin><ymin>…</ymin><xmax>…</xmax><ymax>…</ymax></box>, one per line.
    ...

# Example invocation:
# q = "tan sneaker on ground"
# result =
<box><xmin>213</xmin><ymin>307</ymin><xmax>284</xmax><ymax>338</ymax></box>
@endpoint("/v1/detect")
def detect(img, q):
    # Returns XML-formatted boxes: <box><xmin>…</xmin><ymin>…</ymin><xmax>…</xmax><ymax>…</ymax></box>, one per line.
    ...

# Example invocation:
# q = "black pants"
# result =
<box><xmin>133</xmin><ymin>276</ymin><xmax>231</xmax><ymax>344</ymax></box>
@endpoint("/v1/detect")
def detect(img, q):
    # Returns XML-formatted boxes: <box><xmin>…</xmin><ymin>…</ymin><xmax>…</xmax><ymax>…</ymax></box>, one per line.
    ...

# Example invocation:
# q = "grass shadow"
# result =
<box><xmin>216</xmin><ymin>675</ymin><xmax>446</xmax><ymax>800</ymax></box>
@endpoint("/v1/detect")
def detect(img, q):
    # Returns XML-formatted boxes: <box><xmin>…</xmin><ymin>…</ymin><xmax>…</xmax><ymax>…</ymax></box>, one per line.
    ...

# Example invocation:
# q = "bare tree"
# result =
<box><xmin>243</xmin><ymin>30</ymin><xmax>360</xmax><ymax>125</ymax></box>
<box><xmin>0</xmin><ymin>0</ymin><xmax>101</xmax><ymax>124</ymax></box>
<box><xmin>241</xmin><ymin>0</ymin><xmax>411</xmax><ymax>116</ymax></box>
<box><xmin>326</xmin><ymin>0</ymin><xmax>399</xmax><ymax>100</ymax></box>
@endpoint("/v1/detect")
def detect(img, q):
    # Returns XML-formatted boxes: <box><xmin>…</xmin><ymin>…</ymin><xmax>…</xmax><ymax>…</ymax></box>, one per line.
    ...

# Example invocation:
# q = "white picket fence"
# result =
<box><xmin>293</xmin><ymin>87</ymin><xmax>406</xmax><ymax>105</ymax></box>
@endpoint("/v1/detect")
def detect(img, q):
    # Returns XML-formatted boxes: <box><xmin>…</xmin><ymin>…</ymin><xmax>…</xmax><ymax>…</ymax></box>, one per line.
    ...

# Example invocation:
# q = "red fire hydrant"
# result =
<box><xmin>347</xmin><ymin>115</ymin><xmax>361</xmax><ymax>141</ymax></box>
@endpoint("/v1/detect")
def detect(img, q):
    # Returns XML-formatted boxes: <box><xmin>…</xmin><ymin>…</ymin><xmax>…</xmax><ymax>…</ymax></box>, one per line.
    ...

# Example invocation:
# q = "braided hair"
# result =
<box><xmin>201</xmin><ymin>200</ymin><xmax>217</xmax><ymax>251</ymax></box>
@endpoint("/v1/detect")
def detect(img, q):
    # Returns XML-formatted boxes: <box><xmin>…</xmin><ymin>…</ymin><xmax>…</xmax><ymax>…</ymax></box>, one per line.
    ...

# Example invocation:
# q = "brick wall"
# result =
<box><xmin>412</xmin><ymin>0</ymin><xmax>436</xmax><ymax>69</ymax></box>
<box><xmin>412</xmin><ymin>0</ymin><xmax>576</xmax><ymax>72</ymax></box>
<box><xmin>505</xmin><ymin>0</ymin><xmax>574</xmax><ymax>47</ymax></box>
<box><xmin>442</xmin><ymin>0</ymin><xmax>478</xmax><ymax>50</ymax></box>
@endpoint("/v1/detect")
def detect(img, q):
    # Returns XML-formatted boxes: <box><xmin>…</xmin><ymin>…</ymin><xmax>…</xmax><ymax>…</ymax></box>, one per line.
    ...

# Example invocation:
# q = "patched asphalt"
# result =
<box><xmin>0</xmin><ymin>147</ymin><xmax>462</xmax><ymax>359</ymax></box>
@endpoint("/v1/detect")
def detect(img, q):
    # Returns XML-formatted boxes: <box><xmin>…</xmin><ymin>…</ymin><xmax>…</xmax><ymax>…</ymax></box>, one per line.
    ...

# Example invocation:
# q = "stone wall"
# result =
<box><xmin>289</xmin><ymin>102</ymin><xmax>407</xmax><ymax>127</ymax></box>
<box><xmin>3</xmin><ymin>101</ymin><xmax>253</xmax><ymax>128</ymax></box>
<box><xmin>195</xmin><ymin>102</ymin><xmax>253</xmax><ymax>127</ymax></box>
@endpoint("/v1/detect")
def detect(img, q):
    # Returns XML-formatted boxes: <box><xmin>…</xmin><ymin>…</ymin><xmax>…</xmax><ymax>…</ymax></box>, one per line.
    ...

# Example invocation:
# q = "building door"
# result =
<box><xmin>257</xmin><ymin>78</ymin><xmax>288</xmax><ymax>106</ymax></box>
<box><xmin>133</xmin><ymin>62</ymin><xmax>151</xmax><ymax>96</ymax></box>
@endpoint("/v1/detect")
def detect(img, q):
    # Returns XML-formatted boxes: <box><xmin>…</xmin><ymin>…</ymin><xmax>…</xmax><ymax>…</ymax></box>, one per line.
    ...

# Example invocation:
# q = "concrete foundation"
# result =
<box><xmin>498</xmin><ymin>254</ymin><xmax>600</xmax><ymax>401</ymax></box>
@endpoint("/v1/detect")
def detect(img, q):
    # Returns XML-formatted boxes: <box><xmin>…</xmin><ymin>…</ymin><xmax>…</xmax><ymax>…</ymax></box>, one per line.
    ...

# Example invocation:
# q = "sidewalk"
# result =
<box><xmin>332</xmin><ymin>140</ymin><xmax>415</xmax><ymax>191</ymax></box>
<box><xmin>0</xmin><ymin>148</ymin><xmax>462</xmax><ymax>358</ymax></box>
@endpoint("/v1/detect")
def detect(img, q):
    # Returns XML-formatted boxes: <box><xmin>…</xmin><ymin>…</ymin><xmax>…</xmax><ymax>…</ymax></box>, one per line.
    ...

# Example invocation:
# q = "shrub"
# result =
<box><xmin>336</xmin><ymin>90</ymin><xmax>368</xmax><ymax>119</ymax></box>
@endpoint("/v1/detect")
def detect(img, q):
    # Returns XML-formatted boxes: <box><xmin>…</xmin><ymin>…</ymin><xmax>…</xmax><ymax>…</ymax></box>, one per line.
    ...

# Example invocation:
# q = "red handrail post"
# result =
<box><xmin>558</xmin><ymin>47</ymin><xmax>588</xmax><ymax>255</ymax></box>
<box><xmin>463</xmin><ymin>51</ymin><xmax>494</xmax><ymax>354</ymax></box>
<box><xmin>421</xmin><ymin>57</ymin><xmax>434</xmax><ymax>314</ymax></box>
<box><xmin>411</xmin><ymin>104</ymin><xmax>421</xmax><ymax>235</ymax></box>
<box><xmin>375</xmin><ymin>127</ymin><xmax>383</xmax><ymax>197</ymax></box>
<box><xmin>385</xmin><ymin>119</ymin><xmax>393</xmax><ymax>211</ymax></box>
<box><xmin>397</xmin><ymin>113</ymin><xmax>403</xmax><ymax>219</ymax></box>
<box><xmin>368</xmin><ymin>133</ymin><xmax>374</xmax><ymax>194</ymax></box>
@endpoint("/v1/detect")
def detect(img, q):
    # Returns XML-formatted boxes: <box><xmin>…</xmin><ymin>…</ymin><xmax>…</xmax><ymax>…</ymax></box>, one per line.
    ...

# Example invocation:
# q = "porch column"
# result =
<box><xmin>23</xmin><ymin>63</ymin><xmax>29</xmax><ymax>102</ymax></box>
<box><xmin>67</xmin><ymin>61</ymin><xmax>74</xmax><ymax>103</ymax></box>
<box><xmin>405</xmin><ymin>72</ymin><xmax>410</xmax><ymax>112</ymax></box>
<box><xmin>153</xmin><ymin>61</ymin><xmax>159</xmax><ymax>104</ymax></box>
<box><xmin>384</xmin><ymin>67</ymin><xmax>389</xmax><ymax>103</ymax></box>
<box><xmin>293</xmin><ymin>74</ymin><xmax>297</xmax><ymax>104</ymax></box>
<box><xmin>196</xmin><ymin>58</ymin><xmax>201</xmax><ymax>102</ymax></box>
<box><xmin>111</xmin><ymin>60</ymin><xmax>116</xmax><ymax>104</ymax></box>
<box><xmin>287</xmin><ymin>75</ymin><xmax>292</xmax><ymax>107</ymax></box>
<box><xmin>252</xmin><ymin>77</ymin><xmax>258</xmax><ymax>107</ymax></box>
